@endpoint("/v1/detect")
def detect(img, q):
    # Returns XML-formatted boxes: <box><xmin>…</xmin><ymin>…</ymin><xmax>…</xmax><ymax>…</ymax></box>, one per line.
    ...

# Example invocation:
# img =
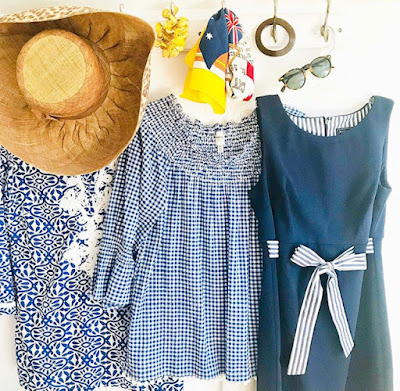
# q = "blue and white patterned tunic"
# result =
<box><xmin>0</xmin><ymin>145</ymin><xmax>183</xmax><ymax>391</ymax></box>
<box><xmin>92</xmin><ymin>95</ymin><xmax>264</xmax><ymax>383</ymax></box>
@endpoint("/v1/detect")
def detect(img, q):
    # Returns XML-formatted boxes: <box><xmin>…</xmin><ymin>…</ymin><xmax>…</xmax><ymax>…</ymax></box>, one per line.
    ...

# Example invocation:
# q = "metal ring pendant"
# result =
<box><xmin>255</xmin><ymin>17</ymin><xmax>296</xmax><ymax>57</ymax></box>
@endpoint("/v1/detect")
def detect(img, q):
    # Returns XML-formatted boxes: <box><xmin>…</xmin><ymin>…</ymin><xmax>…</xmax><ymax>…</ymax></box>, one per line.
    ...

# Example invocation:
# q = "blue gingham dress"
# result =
<box><xmin>92</xmin><ymin>94</ymin><xmax>263</xmax><ymax>382</ymax></box>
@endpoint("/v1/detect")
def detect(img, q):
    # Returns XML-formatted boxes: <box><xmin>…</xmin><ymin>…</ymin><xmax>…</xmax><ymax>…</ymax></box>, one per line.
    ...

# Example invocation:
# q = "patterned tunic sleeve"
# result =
<box><xmin>0</xmin><ymin>147</ymin><xmax>15</xmax><ymax>315</ymax></box>
<box><xmin>92</xmin><ymin>122</ymin><xmax>168</xmax><ymax>308</ymax></box>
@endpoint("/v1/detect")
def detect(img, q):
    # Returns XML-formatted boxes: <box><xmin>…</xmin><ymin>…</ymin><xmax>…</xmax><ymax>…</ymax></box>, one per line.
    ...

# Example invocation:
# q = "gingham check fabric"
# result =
<box><xmin>92</xmin><ymin>95</ymin><xmax>263</xmax><ymax>382</ymax></box>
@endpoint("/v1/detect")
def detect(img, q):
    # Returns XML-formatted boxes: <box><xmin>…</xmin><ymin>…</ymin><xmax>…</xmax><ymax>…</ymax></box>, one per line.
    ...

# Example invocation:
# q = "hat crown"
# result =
<box><xmin>16</xmin><ymin>29</ymin><xmax>110</xmax><ymax>120</ymax></box>
<box><xmin>0</xmin><ymin>6</ymin><xmax>155</xmax><ymax>175</ymax></box>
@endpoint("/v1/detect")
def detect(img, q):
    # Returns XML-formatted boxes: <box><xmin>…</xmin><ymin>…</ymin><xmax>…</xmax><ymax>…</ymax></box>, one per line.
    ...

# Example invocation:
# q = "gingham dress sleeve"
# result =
<box><xmin>92</xmin><ymin>123</ymin><xmax>168</xmax><ymax>308</ymax></box>
<box><xmin>0</xmin><ymin>147</ymin><xmax>15</xmax><ymax>315</ymax></box>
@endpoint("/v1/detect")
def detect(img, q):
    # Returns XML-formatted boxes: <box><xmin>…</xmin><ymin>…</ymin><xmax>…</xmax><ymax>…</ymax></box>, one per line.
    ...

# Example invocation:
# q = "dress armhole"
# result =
<box><xmin>369</xmin><ymin>98</ymin><xmax>394</xmax><ymax>239</ymax></box>
<box><xmin>249</xmin><ymin>178</ymin><xmax>279</xmax><ymax>258</ymax></box>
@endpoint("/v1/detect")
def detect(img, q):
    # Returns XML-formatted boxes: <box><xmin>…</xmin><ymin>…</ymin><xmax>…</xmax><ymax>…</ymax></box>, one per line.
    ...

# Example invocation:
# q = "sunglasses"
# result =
<box><xmin>278</xmin><ymin>55</ymin><xmax>334</xmax><ymax>92</ymax></box>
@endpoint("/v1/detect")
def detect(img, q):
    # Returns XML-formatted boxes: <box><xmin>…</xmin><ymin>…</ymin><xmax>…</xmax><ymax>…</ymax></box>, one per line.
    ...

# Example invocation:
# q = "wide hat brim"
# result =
<box><xmin>0</xmin><ymin>6</ymin><xmax>154</xmax><ymax>175</ymax></box>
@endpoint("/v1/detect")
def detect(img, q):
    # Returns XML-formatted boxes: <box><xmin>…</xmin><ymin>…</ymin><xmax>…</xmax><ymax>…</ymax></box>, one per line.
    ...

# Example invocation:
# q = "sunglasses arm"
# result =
<box><xmin>278</xmin><ymin>76</ymin><xmax>287</xmax><ymax>92</ymax></box>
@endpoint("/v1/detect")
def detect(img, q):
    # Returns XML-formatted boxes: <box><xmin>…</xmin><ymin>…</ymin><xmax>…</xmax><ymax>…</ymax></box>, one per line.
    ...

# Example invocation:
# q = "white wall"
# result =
<box><xmin>0</xmin><ymin>1</ymin><xmax>399</xmax><ymax>390</ymax></box>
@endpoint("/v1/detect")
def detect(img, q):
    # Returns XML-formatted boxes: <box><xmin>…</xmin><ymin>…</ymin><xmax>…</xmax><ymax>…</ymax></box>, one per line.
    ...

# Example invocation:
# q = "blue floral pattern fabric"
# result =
<box><xmin>0</xmin><ymin>146</ymin><xmax>183</xmax><ymax>391</ymax></box>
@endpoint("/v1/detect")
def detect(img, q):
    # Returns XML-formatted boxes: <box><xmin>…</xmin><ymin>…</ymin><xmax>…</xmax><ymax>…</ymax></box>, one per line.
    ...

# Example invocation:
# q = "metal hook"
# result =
<box><xmin>325</xmin><ymin>26</ymin><xmax>336</xmax><ymax>54</ymax></box>
<box><xmin>320</xmin><ymin>0</ymin><xmax>331</xmax><ymax>42</ymax></box>
<box><xmin>271</xmin><ymin>0</ymin><xmax>278</xmax><ymax>43</ymax></box>
<box><xmin>221</xmin><ymin>0</ymin><xmax>226</xmax><ymax>9</ymax></box>
<box><xmin>119</xmin><ymin>3</ymin><xmax>124</xmax><ymax>13</ymax></box>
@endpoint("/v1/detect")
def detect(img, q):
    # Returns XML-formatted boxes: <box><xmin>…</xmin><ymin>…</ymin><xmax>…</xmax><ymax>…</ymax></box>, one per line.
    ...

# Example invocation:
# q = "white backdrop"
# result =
<box><xmin>0</xmin><ymin>1</ymin><xmax>399</xmax><ymax>391</ymax></box>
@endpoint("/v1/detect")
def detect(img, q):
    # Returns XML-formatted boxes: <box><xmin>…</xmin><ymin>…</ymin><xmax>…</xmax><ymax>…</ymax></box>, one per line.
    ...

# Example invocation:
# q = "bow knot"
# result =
<box><xmin>318</xmin><ymin>261</ymin><xmax>335</xmax><ymax>274</ymax></box>
<box><xmin>287</xmin><ymin>245</ymin><xmax>367</xmax><ymax>376</ymax></box>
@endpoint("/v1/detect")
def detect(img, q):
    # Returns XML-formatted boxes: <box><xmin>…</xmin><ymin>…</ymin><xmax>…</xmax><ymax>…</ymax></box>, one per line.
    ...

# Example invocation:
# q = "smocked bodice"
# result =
<box><xmin>143</xmin><ymin>94</ymin><xmax>261</xmax><ymax>181</ymax></box>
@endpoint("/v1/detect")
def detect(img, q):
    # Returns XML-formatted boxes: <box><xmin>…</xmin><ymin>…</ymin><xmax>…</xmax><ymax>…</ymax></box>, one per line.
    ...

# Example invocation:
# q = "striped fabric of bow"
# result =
<box><xmin>288</xmin><ymin>245</ymin><xmax>367</xmax><ymax>376</ymax></box>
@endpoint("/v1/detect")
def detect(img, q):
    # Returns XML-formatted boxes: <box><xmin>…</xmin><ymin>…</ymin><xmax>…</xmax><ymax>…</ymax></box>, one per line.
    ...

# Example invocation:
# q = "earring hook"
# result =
<box><xmin>221</xmin><ymin>0</ymin><xmax>226</xmax><ymax>9</ymax></box>
<box><xmin>320</xmin><ymin>0</ymin><xmax>331</xmax><ymax>42</ymax></box>
<box><xmin>119</xmin><ymin>3</ymin><xmax>124</xmax><ymax>13</ymax></box>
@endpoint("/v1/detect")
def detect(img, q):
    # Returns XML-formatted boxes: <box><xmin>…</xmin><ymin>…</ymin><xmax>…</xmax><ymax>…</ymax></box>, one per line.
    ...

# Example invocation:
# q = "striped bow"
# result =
<box><xmin>287</xmin><ymin>245</ymin><xmax>367</xmax><ymax>376</ymax></box>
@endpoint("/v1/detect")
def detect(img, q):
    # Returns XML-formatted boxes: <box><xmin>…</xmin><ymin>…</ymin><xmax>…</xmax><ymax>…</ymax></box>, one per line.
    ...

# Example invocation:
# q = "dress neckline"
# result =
<box><xmin>143</xmin><ymin>95</ymin><xmax>261</xmax><ymax>181</ymax></box>
<box><xmin>273</xmin><ymin>94</ymin><xmax>379</xmax><ymax>143</ymax></box>
<box><xmin>167</xmin><ymin>94</ymin><xmax>257</xmax><ymax>134</ymax></box>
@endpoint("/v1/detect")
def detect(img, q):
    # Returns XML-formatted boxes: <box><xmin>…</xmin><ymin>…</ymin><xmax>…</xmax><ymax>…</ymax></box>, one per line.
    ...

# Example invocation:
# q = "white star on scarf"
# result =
<box><xmin>206</xmin><ymin>32</ymin><xmax>213</xmax><ymax>40</ymax></box>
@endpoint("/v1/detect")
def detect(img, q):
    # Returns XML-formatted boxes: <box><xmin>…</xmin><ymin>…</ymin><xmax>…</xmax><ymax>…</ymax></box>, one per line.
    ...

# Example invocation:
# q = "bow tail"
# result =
<box><xmin>327</xmin><ymin>275</ymin><xmax>354</xmax><ymax>357</ymax></box>
<box><xmin>288</xmin><ymin>269</ymin><xmax>324</xmax><ymax>375</ymax></box>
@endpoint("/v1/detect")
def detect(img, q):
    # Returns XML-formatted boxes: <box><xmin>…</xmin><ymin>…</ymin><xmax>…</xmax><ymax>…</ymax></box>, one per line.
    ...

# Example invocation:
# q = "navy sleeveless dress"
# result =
<box><xmin>250</xmin><ymin>95</ymin><xmax>394</xmax><ymax>391</ymax></box>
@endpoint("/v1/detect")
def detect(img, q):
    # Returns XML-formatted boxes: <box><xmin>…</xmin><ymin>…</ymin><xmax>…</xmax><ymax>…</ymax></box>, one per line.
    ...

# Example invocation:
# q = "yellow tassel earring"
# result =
<box><xmin>154</xmin><ymin>2</ymin><xmax>189</xmax><ymax>58</ymax></box>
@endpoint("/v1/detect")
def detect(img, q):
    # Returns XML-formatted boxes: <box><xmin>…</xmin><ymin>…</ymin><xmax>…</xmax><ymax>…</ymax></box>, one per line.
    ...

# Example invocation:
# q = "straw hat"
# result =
<box><xmin>0</xmin><ymin>6</ymin><xmax>154</xmax><ymax>175</ymax></box>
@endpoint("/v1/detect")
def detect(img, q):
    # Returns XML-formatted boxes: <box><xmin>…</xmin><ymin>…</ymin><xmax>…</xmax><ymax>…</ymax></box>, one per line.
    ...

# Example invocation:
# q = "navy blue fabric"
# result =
<box><xmin>251</xmin><ymin>95</ymin><xmax>394</xmax><ymax>391</ymax></box>
<box><xmin>346</xmin><ymin>239</ymin><xmax>393</xmax><ymax>391</ymax></box>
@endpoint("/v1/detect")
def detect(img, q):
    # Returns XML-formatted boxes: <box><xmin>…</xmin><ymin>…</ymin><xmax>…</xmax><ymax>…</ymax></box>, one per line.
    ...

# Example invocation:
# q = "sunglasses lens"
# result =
<box><xmin>283</xmin><ymin>69</ymin><xmax>305</xmax><ymax>90</ymax></box>
<box><xmin>310</xmin><ymin>57</ymin><xmax>331</xmax><ymax>78</ymax></box>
